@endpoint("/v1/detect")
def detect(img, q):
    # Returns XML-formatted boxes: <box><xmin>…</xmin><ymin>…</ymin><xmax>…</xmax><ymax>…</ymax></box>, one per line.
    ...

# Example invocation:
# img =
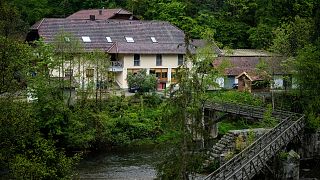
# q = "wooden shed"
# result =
<box><xmin>236</xmin><ymin>71</ymin><xmax>270</xmax><ymax>93</ymax></box>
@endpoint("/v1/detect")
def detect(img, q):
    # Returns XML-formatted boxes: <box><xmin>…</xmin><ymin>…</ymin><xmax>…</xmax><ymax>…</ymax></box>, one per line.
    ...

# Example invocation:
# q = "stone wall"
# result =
<box><xmin>209</xmin><ymin>128</ymin><xmax>269</xmax><ymax>164</ymax></box>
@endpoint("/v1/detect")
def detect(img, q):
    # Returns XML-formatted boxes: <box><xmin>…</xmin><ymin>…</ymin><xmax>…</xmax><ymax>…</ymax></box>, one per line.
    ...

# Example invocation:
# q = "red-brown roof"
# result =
<box><xmin>213</xmin><ymin>55</ymin><xmax>286</xmax><ymax>76</ymax></box>
<box><xmin>66</xmin><ymin>8</ymin><xmax>134</xmax><ymax>20</ymax></box>
<box><xmin>236</xmin><ymin>71</ymin><xmax>270</xmax><ymax>81</ymax></box>
<box><xmin>29</xmin><ymin>18</ymin><xmax>187</xmax><ymax>54</ymax></box>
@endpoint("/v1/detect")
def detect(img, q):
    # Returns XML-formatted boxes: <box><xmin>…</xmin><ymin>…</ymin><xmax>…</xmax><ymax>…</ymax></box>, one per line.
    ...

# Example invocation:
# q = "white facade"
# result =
<box><xmin>215</xmin><ymin>77</ymin><xmax>225</xmax><ymax>88</ymax></box>
<box><xmin>49</xmin><ymin>54</ymin><xmax>184</xmax><ymax>90</ymax></box>
<box><xmin>50</xmin><ymin>58</ymin><xmax>109</xmax><ymax>90</ymax></box>
<box><xmin>216</xmin><ymin>75</ymin><xmax>292</xmax><ymax>90</ymax></box>
<box><xmin>115</xmin><ymin>54</ymin><xmax>184</xmax><ymax>89</ymax></box>
<box><xmin>272</xmin><ymin>75</ymin><xmax>284</xmax><ymax>89</ymax></box>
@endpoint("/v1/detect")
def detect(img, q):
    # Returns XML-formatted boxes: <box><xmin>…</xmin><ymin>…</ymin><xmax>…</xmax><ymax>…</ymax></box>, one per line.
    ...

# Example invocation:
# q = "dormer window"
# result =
<box><xmin>82</xmin><ymin>36</ymin><xmax>91</xmax><ymax>42</ymax></box>
<box><xmin>64</xmin><ymin>37</ymin><xmax>70</xmax><ymax>42</ymax></box>
<box><xmin>151</xmin><ymin>37</ymin><xmax>157</xmax><ymax>43</ymax></box>
<box><xmin>125</xmin><ymin>37</ymin><xmax>134</xmax><ymax>43</ymax></box>
<box><xmin>106</xmin><ymin>37</ymin><xmax>112</xmax><ymax>43</ymax></box>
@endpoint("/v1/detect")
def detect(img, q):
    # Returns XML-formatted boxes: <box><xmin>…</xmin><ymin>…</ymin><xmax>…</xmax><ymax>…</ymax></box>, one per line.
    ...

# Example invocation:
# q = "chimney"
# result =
<box><xmin>89</xmin><ymin>15</ymin><xmax>95</xmax><ymax>21</ymax></box>
<box><xmin>99</xmin><ymin>9</ymin><xmax>102</xmax><ymax>15</ymax></box>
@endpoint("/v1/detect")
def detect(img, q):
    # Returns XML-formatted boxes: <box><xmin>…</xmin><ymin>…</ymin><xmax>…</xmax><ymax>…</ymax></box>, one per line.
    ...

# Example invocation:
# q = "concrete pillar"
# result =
<box><xmin>210</xmin><ymin>123</ymin><xmax>218</xmax><ymax>138</ymax></box>
<box><xmin>204</xmin><ymin>109</ymin><xmax>219</xmax><ymax>138</ymax></box>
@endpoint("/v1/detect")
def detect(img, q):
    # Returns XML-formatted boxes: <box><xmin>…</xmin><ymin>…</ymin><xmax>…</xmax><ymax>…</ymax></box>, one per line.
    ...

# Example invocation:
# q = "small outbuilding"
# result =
<box><xmin>236</xmin><ymin>71</ymin><xmax>270</xmax><ymax>93</ymax></box>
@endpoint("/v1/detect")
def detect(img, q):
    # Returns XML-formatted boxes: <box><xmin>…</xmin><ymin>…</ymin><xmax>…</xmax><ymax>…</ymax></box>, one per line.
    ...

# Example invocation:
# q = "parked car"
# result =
<box><xmin>232</xmin><ymin>83</ymin><xmax>238</xmax><ymax>89</ymax></box>
<box><xmin>128</xmin><ymin>86</ymin><xmax>140</xmax><ymax>93</ymax></box>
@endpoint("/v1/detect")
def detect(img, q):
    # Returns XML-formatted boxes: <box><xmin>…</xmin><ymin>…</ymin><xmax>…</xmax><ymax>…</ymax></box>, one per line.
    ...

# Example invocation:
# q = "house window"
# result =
<box><xmin>162</xmin><ymin>71</ymin><xmax>167</xmax><ymax>78</ymax></box>
<box><xmin>156</xmin><ymin>54</ymin><xmax>162</xmax><ymax>66</ymax></box>
<box><xmin>125</xmin><ymin>37</ymin><xmax>134</xmax><ymax>43</ymax></box>
<box><xmin>151</xmin><ymin>37</ymin><xmax>157</xmax><ymax>43</ymax></box>
<box><xmin>150</xmin><ymin>68</ymin><xmax>168</xmax><ymax>82</ymax></box>
<box><xmin>82</xmin><ymin>36</ymin><xmax>91</xmax><ymax>42</ymax></box>
<box><xmin>127</xmin><ymin>68</ymin><xmax>141</xmax><ymax>75</ymax></box>
<box><xmin>106</xmin><ymin>37</ymin><xmax>112</xmax><ymax>43</ymax></box>
<box><xmin>178</xmin><ymin>54</ymin><xmax>184</xmax><ymax>65</ymax></box>
<box><xmin>64</xmin><ymin>37</ymin><xmax>70</xmax><ymax>42</ymax></box>
<box><xmin>65</xmin><ymin>69</ymin><xmax>73</xmax><ymax>77</ymax></box>
<box><xmin>134</xmin><ymin>54</ymin><xmax>140</xmax><ymax>66</ymax></box>
<box><xmin>86</xmin><ymin>68</ymin><xmax>94</xmax><ymax>78</ymax></box>
<box><xmin>171</xmin><ymin>68</ymin><xmax>177</xmax><ymax>82</ymax></box>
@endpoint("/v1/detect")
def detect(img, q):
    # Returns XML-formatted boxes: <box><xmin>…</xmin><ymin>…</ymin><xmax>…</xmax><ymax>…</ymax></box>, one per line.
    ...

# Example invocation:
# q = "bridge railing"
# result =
<box><xmin>204</xmin><ymin>114</ymin><xmax>292</xmax><ymax>180</ymax></box>
<box><xmin>204</xmin><ymin>102</ymin><xmax>299</xmax><ymax>120</ymax></box>
<box><xmin>227</xmin><ymin>116</ymin><xmax>305</xmax><ymax>180</ymax></box>
<box><xmin>205</xmin><ymin>103</ymin><xmax>303</xmax><ymax>179</ymax></box>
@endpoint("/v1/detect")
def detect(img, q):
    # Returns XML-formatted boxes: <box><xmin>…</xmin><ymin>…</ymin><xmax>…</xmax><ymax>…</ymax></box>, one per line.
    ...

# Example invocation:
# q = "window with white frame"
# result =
<box><xmin>106</xmin><ymin>37</ymin><xmax>112</xmax><ymax>42</ymax></box>
<box><xmin>64</xmin><ymin>37</ymin><xmax>70</xmax><ymax>42</ymax></box>
<box><xmin>134</xmin><ymin>54</ymin><xmax>140</xmax><ymax>66</ymax></box>
<box><xmin>82</xmin><ymin>36</ymin><xmax>91</xmax><ymax>42</ymax></box>
<box><xmin>86</xmin><ymin>68</ymin><xmax>94</xmax><ymax>77</ymax></box>
<box><xmin>125</xmin><ymin>37</ymin><xmax>134</xmax><ymax>43</ymax></box>
<box><xmin>156</xmin><ymin>54</ymin><xmax>162</xmax><ymax>66</ymax></box>
<box><xmin>178</xmin><ymin>54</ymin><xmax>184</xmax><ymax>65</ymax></box>
<box><xmin>151</xmin><ymin>37</ymin><xmax>157</xmax><ymax>43</ymax></box>
<box><xmin>64</xmin><ymin>69</ymin><xmax>73</xmax><ymax>77</ymax></box>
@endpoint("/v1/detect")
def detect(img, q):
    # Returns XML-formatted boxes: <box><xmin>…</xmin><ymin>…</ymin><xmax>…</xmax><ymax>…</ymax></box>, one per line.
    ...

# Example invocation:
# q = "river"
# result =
<box><xmin>76</xmin><ymin>145</ymin><xmax>209</xmax><ymax>180</ymax></box>
<box><xmin>76</xmin><ymin>146</ymin><xmax>161</xmax><ymax>180</ymax></box>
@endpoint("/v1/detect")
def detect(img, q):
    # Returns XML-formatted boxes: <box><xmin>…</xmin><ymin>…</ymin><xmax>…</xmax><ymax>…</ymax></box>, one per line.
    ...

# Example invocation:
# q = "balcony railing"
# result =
<box><xmin>109</xmin><ymin>61</ymin><xmax>123</xmax><ymax>72</ymax></box>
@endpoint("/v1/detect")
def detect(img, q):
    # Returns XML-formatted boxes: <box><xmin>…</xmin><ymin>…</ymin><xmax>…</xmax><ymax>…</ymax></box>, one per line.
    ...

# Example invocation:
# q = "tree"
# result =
<box><xmin>0</xmin><ymin>36</ymin><xmax>31</xmax><ymax>95</ymax></box>
<box><xmin>127</xmin><ymin>69</ymin><xmax>157</xmax><ymax>93</ymax></box>
<box><xmin>156</xmin><ymin>37</ymin><xmax>225</xmax><ymax>179</ymax></box>
<box><xmin>85</xmin><ymin>50</ymin><xmax>110</xmax><ymax>110</ymax></box>
<box><xmin>53</xmin><ymin>31</ymin><xmax>83</xmax><ymax>105</ymax></box>
<box><xmin>12</xmin><ymin>0</ymin><xmax>51</xmax><ymax>25</ymax></box>
<box><xmin>294</xmin><ymin>44</ymin><xmax>320</xmax><ymax>130</ymax></box>
<box><xmin>248</xmin><ymin>23</ymin><xmax>273</xmax><ymax>49</ymax></box>
<box><xmin>0</xmin><ymin>2</ymin><xmax>28</xmax><ymax>39</ymax></box>
<box><xmin>270</xmin><ymin>16</ymin><xmax>314</xmax><ymax>56</ymax></box>
<box><xmin>0</xmin><ymin>38</ymin><xmax>80</xmax><ymax>179</ymax></box>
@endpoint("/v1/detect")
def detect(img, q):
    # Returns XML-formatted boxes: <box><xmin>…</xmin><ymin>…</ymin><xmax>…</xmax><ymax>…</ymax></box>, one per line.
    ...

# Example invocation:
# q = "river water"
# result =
<box><xmin>76</xmin><ymin>146</ymin><xmax>161</xmax><ymax>180</ymax></box>
<box><xmin>76</xmin><ymin>145</ymin><xmax>208</xmax><ymax>180</ymax></box>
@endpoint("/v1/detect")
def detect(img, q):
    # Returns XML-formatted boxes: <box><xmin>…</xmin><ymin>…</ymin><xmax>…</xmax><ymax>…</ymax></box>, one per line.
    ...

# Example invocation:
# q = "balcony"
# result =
<box><xmin>109</xmin><ymin>61</ymin><xmax>123</xmax><ymax>72</ymax></box>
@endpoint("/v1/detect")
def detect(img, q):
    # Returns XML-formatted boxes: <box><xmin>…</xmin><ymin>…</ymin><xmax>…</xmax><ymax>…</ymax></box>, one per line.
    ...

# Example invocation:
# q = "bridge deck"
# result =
<box><xmin>203</xmin><ymin>102</ymin><xmax>305</xmax><ymax>180</ymax></box>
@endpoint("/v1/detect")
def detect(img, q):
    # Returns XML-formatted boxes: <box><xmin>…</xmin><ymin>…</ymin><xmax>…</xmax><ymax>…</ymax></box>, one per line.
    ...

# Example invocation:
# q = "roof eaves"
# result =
<box><xmin>31</xmin><ymin>18</ymin><xmax>46</xmax><ymax>30</ymax></box>
<box><xmin>236</xmin><ymin>71</ymin><xmax>254</xmax><ymax>81</ymax></box>
<box><xmin>116</xmin><ymin>8</ymin><xmax>122</xmax><ymax>14</ymax></box>
<box><xmin>107</xmin><ymin>42</ymin><xmax>118</xmax><ymax>53</ymax></box>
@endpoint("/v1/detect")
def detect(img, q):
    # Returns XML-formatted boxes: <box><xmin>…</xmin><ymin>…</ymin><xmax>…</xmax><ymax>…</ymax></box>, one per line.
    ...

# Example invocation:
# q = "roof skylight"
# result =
<box><xmin>82</xmin><ymin>36</ymin><xmax>91</xmax><ymax>42</ymax></box>
<box><xmin>125</xmin><ymin>37</ymin><xmax>134</xmax><ymax>43</ymax></box>
<box><xmin>106</xmin><ymin>37</ymin><xmax>112</xmax><ymax>43</ymax></box>
<box><xmin>64</xmin><ymin>37</ymin><xmax>70</xmax><ymax>42</ymax></box>
<box><xmin>151</xmin><ymin>37</ymin><xmax>157</xmax><ymax>43</ymax></box>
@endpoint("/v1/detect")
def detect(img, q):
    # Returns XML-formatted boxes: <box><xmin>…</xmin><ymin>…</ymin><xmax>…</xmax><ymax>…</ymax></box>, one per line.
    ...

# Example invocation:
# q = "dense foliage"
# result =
<box><xmin>1</xmin><ymin>0</ymin><xmax>319</xmax><ymax>50</ymax></box>
<box><xmin>127</xmin><ymin>69</ymin><xmax>157</xmax><ymax>93</ymax></box>
<box><xmin>1</xmin><ymin>0</ymin><xmax>320</xmax><ymax>179</ymax></box>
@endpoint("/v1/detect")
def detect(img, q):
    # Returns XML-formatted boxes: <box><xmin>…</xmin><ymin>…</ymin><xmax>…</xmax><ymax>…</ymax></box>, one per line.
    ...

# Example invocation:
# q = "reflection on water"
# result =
<box><xmin>76</xmin><ymin>142</ymin><xmax>215</xmax><ymax>180</ymax></box>
<box><xmin>76</xmin><ymin>146</ymin><xmax>161</xmax><ymax>180</ymax></box>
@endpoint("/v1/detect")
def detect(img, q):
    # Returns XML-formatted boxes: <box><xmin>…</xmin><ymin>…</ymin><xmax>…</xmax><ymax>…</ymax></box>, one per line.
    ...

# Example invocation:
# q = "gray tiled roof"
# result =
<box><xmin>214</xmin><ymin>56</ymin><xmax>286</xmax><ymax>76</ymax></box>
<box><xmin>220</xmin><ymin>49</ymin><xmax>273</xmax><ymax>57</ymax></box>
<box><xmin>66</xmin><ymin>9</ymin><xmax>132</xmax><ymax>20</ymax></box>
<box><xmin>190</xmin><ymin>39</ymin><xmax>223</xmax><ymax>55</ymax></box>
<box><xmin>108</xmin><ymin>42</ymin><xmax>187</xmax><ymax>54</ymax></box>
<box><xmin>30</xmin><ymin>18</ymin><xmax>186</xmax><ymax>54</ymax></box>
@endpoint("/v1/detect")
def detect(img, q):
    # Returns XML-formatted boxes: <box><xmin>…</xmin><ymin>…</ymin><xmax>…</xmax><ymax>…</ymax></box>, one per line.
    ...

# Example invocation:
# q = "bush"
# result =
<box><xmin>127</xmin><ymin>69</ymin><xmax>157</xmax><ymax>93</ymax></box>
<box><xmin>206</xmin><ymin>91</ymin><xmax>262</xmax><ymax>106</ymax></box>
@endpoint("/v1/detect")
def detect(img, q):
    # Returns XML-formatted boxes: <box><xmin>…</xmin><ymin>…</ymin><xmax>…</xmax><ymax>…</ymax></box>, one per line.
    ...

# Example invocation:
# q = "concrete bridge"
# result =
<box><xmin>203</xmin><ymin>102</ymin><xmax>305</xmax><ymax>180</ymax></box>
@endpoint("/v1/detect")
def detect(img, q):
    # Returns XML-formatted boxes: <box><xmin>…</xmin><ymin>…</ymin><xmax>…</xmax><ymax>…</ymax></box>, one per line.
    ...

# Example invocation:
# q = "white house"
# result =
<box><xmin>212</xmin><ymin>49</ymin><xmax>294</xmax><ymax>90</ymax></box>
<box><xmin>27</xmin><ymin>9</ymin><xmax>190</xmax><ymax>90</ymax></box>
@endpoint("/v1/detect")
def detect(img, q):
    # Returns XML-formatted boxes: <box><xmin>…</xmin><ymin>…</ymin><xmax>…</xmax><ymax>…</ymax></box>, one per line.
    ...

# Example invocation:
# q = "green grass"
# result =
<box><xmin>218</xmin><ymin>118</ymin><xmax>262</xmax><ymax>135</ymax></box>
